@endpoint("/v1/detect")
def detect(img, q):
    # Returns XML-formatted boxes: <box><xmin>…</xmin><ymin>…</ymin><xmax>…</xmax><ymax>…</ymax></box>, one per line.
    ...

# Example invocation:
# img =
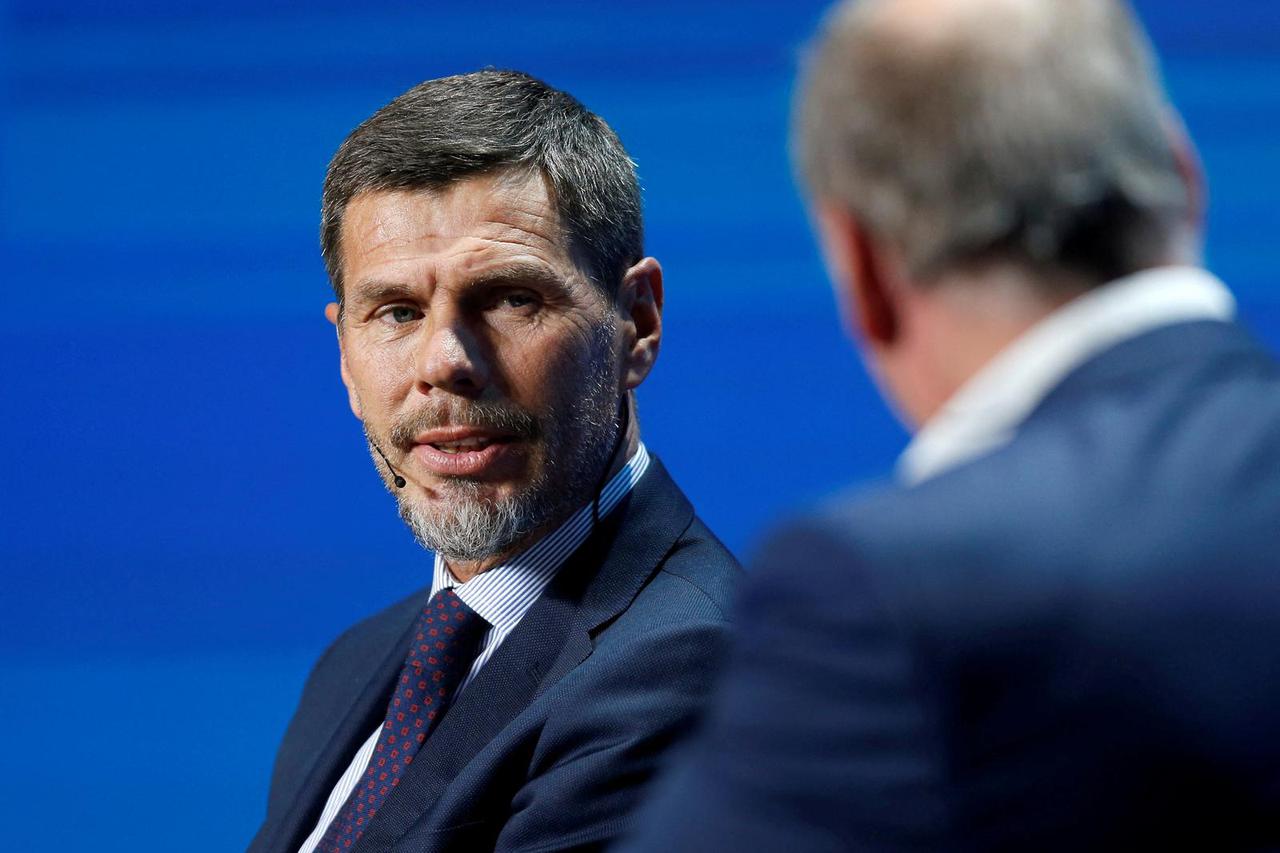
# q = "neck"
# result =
<box><xmin>443</xmin><ymin>395</ymin><xmax>639</xmax><ymax>583</ymax></box>
<box><xmin>901</xmin><ymin>264</ymin><xmax>1086</xmax><ymax>428</ymax></box>
<box><xmin>603</xmin><ymin>392</ymin><xmax>642</xmax><ymax>483</ymax></box>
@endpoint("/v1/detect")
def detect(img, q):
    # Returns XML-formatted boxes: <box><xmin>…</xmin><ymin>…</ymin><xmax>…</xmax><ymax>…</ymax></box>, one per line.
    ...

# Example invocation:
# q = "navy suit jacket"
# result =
<box><xmin>249</xmin><ymin>457</ymin><xmax>740</xmax><ymax>853</ymax></box>
<box><xmin>624</xmin><ymin>321</ymin><xmax>1280</xmax><ymax>851</ymax></box>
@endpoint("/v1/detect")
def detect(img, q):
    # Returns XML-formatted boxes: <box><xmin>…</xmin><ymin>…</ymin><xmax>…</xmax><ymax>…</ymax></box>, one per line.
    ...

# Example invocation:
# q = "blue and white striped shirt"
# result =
<box><xmin>297</xmin><ymin>443</ymin><xmax>651</xmax><ymax>853</ymax></box>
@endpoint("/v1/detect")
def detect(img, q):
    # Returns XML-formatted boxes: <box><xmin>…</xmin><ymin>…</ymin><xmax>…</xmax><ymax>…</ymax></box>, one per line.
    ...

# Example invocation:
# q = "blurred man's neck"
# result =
<box><xmin>899</xmin><ymin>254</ymin><xmax>1203</xmax><ymax>430</ymax></box>
<box><xmin>894</xmin><ymin>262</ymin><xmax>1104</xmax><ymax>429</ymax></box>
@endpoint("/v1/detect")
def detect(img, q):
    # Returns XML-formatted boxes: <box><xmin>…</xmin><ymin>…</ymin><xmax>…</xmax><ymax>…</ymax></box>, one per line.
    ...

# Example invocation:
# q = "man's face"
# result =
<box><xmin>329</xmin><ymin>170</ymin><xmax>625</xmax><ymax>564</ymax></box>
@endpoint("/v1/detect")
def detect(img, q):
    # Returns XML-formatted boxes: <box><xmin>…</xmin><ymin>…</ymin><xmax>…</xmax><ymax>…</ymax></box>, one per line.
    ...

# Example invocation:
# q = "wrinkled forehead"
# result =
<box><xmin>336</xmin><ymin>170</ymin><xmax>611</xmax><ymax>311</ymax></box>
<box><xmin>336</xmin><ymin>168</ymin><xmax>604</xmax><ymax>297</ymax></box>
<box><xmin>344</xmin><ymin>170</ymin><xmax>555</xmax><ymax>251</ymax></box>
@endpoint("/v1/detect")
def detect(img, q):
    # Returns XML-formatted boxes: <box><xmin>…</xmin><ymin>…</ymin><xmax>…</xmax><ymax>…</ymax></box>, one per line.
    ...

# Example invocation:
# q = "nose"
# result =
<box><xmin>414</xmin><ymin>311</ymin><xmax>490</xmax><ymax>397</ymax></box>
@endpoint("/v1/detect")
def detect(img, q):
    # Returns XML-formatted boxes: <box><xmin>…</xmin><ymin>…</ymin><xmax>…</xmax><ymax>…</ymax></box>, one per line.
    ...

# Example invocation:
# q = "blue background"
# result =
<box><xmin>1</xmin><ymin>1</ymin><xmax>1277</xmax><ymax>849</ymax></box>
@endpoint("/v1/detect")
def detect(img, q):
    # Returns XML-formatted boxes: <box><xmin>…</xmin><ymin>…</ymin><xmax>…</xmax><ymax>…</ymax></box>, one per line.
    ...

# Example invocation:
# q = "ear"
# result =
<box><xmin>814</xmin><ymin>203</ymin><xmax>900</xmax><ymax>347</ymax></box>
<box><xmin>617</xmin><ymin>257</ymin><xmax>664</xmax><ymax>391</ymax></box>
<box><xmin>1164</xmin><ymin>109</ymin><xmax>1206</xmax><ymax>235</ymax></box>
<box><xmin>326</xmin><ymin>301</ymin><xmax>363</xmax><ymax>421</ymax></box>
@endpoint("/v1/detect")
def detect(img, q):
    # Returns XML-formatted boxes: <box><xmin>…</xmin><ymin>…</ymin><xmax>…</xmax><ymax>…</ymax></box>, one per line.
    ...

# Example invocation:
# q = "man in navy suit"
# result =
<box><xmin>248</xmin><ymin>70</ymin><xmax>739</xmax><ymax>853</ymax></box>
<box><xmin>623</xmin><ymin>0</ymin><xmax>1280</xmax><ymax>849</ymax></box>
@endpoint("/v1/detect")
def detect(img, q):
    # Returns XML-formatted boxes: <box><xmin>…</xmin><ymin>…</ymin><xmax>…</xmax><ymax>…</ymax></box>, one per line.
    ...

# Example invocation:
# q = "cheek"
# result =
<box><xmin>525</xmin><ymin>342</ymin><xmax>616</xmax><ymax>419</ymax></box>
<box><xmin>505</xmin><ymin>342</ymin><xmax>575</xmax><ymax>402</ymax></box>
<box><xmin>347</xmin><ymin>342</ymin><xmax>416</xmax><ymax>404</ymax></box>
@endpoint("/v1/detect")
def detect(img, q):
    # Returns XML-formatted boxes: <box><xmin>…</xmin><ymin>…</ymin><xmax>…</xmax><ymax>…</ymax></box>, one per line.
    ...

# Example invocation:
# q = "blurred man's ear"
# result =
<box><xmin>814</xmin><ymin>203</ymin><xmax>899</xmax><ymax>348</ymax></box>
<box><xmin>1164</xmin><ymin>109</ymin><xmax>1206</xmax><ymax>237</ymax></box>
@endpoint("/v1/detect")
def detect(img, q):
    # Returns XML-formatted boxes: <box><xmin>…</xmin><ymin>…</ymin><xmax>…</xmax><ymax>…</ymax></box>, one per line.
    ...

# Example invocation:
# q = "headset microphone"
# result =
<box><xmin>371</xmin><ymin>441</ymin><xmax>407</xmax><ymax>489</ymax></box>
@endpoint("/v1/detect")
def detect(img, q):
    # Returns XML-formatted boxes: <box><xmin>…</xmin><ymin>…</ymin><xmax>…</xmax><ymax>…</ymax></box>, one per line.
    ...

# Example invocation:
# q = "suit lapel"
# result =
<box><xmin>352</xmin><ymin>457</ymin><xmax>694</xmax><ymax>852</ymax></box>
<box><xmin>265</xmin><ymin>590</ymin><xmax>429</xmax><ymax>853</ymax></box>
<box><xmin>535</xmin><ymin>456</ymin><xmax>697</xmax><ymax>689</ymax></box>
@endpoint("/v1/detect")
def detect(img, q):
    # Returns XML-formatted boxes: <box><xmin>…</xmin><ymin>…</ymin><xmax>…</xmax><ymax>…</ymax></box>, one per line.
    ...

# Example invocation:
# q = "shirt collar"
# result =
<box><xmin>430</xmin><ymin>442</ymin><xmax>651</xmax><ymax>632</ymax></box>
<box><xmin>898</xmin><ymin>266</ymin><xmax>1235</xmax><ymax>486</ymax></box>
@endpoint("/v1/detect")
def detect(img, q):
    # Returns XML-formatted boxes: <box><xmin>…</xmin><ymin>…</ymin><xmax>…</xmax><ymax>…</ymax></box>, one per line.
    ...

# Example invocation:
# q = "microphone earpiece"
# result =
<box><xmin>371</xmin><ymin>441</ymin><xmax>408</xmax><ymax>489</ymax></box>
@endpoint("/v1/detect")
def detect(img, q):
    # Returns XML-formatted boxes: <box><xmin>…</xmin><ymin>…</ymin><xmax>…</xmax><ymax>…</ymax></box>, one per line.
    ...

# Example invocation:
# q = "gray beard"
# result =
<box><xmin>397</xmin><ymin>477</ymin><xmax>540</xmax><ymax>565</ymax></box>
<box><xmin>370</xmin><ymin>319</ymin><xmax>622</xmax><ymax>565</ymax></box>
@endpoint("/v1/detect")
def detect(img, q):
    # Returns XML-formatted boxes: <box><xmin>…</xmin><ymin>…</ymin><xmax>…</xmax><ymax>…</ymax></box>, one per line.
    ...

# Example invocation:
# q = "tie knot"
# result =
<box><xmin>429</xmin><ymin>587</ymin><xmax>483</xmax><ymax>623</ymax></box>
<box><xmin>407</xmin><ymin>588</ymin><xmax>487</xmax><ymax>668</ymax></box>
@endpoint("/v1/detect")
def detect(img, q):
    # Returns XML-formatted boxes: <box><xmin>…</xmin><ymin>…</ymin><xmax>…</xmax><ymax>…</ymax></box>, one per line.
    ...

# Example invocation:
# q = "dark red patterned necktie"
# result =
<box><xmin>318</xmin><ymin>588</ymin><xmax>487</xmax><ymax>852</ymax></box>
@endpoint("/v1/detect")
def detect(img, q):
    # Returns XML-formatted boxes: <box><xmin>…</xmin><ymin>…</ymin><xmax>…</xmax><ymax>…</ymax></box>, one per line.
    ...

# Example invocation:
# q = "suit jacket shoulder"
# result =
<box><xmin>804</xmin><ymin>321</ymin><xmax>1280</xmax><ymax>656</ymax></box>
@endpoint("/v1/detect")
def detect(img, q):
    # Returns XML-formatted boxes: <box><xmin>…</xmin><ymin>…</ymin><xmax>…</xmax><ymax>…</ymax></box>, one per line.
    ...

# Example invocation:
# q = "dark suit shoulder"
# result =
<box><xmin>649</xmin><ymin>515</ymin><xmax>742</xmax><ymax>620</ymax></box>
<box><xmin>741</xmin><ymin>324</ymin><xmax>1280</xmax><ymax>846</ymax></box>
<box><xmin>799</xmin><ymin>322</ymin><xmax>1280</xmax><ymax>633</ymax></box>
<box><xmin>589</xmin><ymin>515</ymin><xmax>740</xmax><ymax>664</ymax></box>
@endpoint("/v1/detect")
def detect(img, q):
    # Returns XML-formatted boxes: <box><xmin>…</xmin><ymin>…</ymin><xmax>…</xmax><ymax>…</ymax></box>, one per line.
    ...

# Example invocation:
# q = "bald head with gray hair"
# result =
<box><xmin>794</xmin><ymin>0</ymin><xmax>1195</xmax><ymax>288</ymax></box>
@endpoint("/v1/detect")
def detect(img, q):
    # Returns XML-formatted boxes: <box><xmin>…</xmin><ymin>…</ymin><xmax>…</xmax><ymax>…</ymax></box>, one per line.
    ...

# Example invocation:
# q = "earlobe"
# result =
<box><xmin>619</xmin><ymin>257</ymin><xmax>664</xmax><ymax>390</ymax></box>
<box><xmin>1164</xmin><ymin>109</ymin><xmax>1205</xmax><ymax>234</ymax></box>
<box><xmin>326</xmin><ymin>301</ymin><xmax>364</xmax><ymax>421</ymax></box>
<box><xmin>814</xmin><ymin>203</ymin><xmax>899</xmax><ymax>347</ymax></box>
<box><xmin>341</xmin><ymin>356</ymin><xmax>363</xmax><ymax>421</ymax></box>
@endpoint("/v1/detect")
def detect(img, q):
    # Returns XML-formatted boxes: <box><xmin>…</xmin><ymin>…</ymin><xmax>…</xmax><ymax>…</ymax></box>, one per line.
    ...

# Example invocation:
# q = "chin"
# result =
<box><xmin>426</xmin><ymin>476</ymin><xmax>525</xmax><ymax>504</ymax></box>
<box><xmin>399</xmin><ymin>484</ymin><xmax>537</xmax><ymax>564</ymax></box>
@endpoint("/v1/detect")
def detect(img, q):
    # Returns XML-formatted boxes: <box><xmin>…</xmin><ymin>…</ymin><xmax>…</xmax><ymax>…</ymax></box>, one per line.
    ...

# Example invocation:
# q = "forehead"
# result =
<box><xmin>340</xmin><ymin>170</ymin><xmax>577</xmax><ymax>290</ymax></box>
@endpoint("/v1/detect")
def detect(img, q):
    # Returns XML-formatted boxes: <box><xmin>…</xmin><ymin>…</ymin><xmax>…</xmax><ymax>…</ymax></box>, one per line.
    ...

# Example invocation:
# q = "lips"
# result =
<box><xmin>431</xmin><ymin>435</ymin><xmax>501</xmax><ymax>454</ymax></box>
<box><xmin>409</xmin><ymin>427</ymin><xmax>522</xmax><ymax>478</ymax></box>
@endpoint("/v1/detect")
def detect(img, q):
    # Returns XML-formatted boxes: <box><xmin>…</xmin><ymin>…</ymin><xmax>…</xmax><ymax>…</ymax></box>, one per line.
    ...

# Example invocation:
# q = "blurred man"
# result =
<box><xmin>623</xmin><ymin>0</ymin><xmax>1280</xmax><ymax>849</ymax></box>
<box><xmin>249</xmin><ymin>71</ymin><xmax>739</xmax><ymax>853</ymax></box>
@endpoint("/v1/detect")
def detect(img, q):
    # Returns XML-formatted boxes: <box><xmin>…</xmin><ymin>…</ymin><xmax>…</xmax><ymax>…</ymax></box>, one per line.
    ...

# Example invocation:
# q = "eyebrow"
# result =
<box><xmin>348</xmin><ymin>280</ymin><xmax>417</xmax><ymax>306</ymax></box>
<box><xmin>347</xmin><ymin>263</ymin><xmax>571</xmax><ymax>308</ymax></box>
<box><xmin>464</xmin><ymin>262</ymin><xmax>568</xmax><ymax>292</ymax></box>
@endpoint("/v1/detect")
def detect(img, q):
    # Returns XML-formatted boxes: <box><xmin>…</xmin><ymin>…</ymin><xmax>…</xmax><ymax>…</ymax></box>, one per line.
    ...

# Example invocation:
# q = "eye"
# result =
<box><xmin>493</xmin><ymin>290</ymin><xmax>540</xmax><ymax>312</ymax></box>
<box><xmin>377</xmin><ymin>304</ymin><xmax>422</xmax><ymax>324</ymax></box>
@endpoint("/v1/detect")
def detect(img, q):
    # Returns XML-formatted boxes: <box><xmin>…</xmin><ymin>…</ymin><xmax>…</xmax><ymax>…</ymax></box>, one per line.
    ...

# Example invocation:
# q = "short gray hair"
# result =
<box><xmin>322</xmin><ymin>70</ymin><xmax>643</xmax><ymax>299</ymax></box>
<box><xmin>794</xmin><ymin>0</ymin><xmax>1192</xmax><ymax>285</ymax></box>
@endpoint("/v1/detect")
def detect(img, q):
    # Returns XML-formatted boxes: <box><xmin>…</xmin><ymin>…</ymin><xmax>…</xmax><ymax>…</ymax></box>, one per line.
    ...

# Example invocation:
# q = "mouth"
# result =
<box><xmin>409</xmin><ymin>427</ymin><xmax>524</xmax><ymax>478</ymax></box>
<box><xmin>430</xmin><ymin>435</ymin><xmax>505</xmax><ymax>454</ymax></box>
